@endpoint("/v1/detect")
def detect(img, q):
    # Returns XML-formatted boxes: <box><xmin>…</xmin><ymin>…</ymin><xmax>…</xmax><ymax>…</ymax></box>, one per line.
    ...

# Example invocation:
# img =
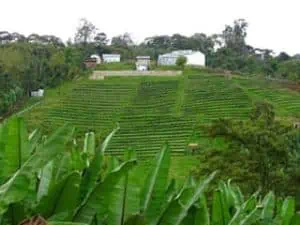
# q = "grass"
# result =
<box><xmin>21</xmin><ymin>70</ymin><xmax>300</xmax><ymax>183</ymax></box>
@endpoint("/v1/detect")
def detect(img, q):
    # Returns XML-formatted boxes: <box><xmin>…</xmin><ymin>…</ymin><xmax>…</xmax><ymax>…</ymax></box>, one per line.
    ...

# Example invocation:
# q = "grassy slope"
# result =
<box><xmin>22</xmin><ymin>71</ymin><xmax>300</xmax><ymax>182</ymax></box>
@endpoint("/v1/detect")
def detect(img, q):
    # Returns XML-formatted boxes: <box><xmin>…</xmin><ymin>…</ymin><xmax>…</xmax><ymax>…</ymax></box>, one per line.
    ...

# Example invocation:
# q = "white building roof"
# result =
<box><xmin>103</xmin><ymin>54</ymin><xmax>120</xmax><ymax>57</ymax></box>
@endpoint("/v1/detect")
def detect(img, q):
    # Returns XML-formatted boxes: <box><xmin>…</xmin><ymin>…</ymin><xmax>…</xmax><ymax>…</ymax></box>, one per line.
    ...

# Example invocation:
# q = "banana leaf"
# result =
<box><xmin>37</xmin><ymin>172</ymin><xmax>81</xmax><ymax>219</ymax></box>
<box><xmin>157</xmin><ymin>171</ymin><xmax>216</xmax><ymax>225</ymax></box>
<box><xmin>261</xmin><ymin>191</ymin><xmax>275</xmax><ymax>221</ymax></box>
<box><xmin>0</xmin><ymin>124</ymin><xmax>74</xmax><ymax>214</ymax></box>
<box><xmin>80</xmin><ymin>127</ymin><xmax>119</xmax><ymax>201</ymax></box>
<box><xmin>72</xmin><ymin>160</ymin><xmax>137</xmax><ymax>224</ymax></box>
<box><xmin>107</xmin><ymin>149</ymin><xmax>139</xmax><ymax>225</ymax></box>
<box><xmin>0</xmin><ymin>117</ymin><xmax>30</xmax><ymax>180</ymax></box>
<box><xmin>140</xmin><ymin>144</ymin><xmax>170</xmax><ymax>225</ymax></box>
<box><xmin>37</xmin><ymin>161</ymin><xmax>54</xmax><ymax>202</ymax></box>
<box><xmin>280</xmin><ymin>197</ymin><xmax>295</xmax><ymax>225</ymax></box>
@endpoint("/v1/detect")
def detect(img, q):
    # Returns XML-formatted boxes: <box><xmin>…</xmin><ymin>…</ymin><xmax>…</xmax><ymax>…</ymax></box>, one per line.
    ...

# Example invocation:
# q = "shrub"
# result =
<box><xmin>176</xmin><ymin>56</ymin><xmax>187</xmax><ymax>69</ymax></box>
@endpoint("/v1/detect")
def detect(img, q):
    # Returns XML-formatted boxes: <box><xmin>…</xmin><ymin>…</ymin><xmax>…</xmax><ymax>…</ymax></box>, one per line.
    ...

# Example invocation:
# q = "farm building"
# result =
<box><xmin>90</xmin><ymin>54</ymin><xmax>101</xmax><ymax>64</ymax></box>
<box><xmin>31</xmin><ymin>89</ymin><xmax>44</xmax><ymax>97</ymax></box>
<box><xmin>83</xmin><ymin>58</ymin><xmax>97</xmax><ymax>68</ymax></box>
<box><xmin>136</xmin><ymin>56</ymin><xmax>151</xmax><ymax>71</ymax></box>
<box><xmin>158</xmin><ymin>50</ymin><xmax>205</xmax><ymax>66</ymax></box>
<box><xmin>102</xmin><ymin>54</ymin><xmax>121</xmax><ymax>63</ymax></box>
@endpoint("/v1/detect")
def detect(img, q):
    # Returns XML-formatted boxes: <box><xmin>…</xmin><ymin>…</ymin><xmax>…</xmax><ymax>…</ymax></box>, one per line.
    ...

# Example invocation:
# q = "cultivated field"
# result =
<box><xmin>22</xmin><ymin>72</ymin><xmax>300</xmax><ymax>158</ymax></box>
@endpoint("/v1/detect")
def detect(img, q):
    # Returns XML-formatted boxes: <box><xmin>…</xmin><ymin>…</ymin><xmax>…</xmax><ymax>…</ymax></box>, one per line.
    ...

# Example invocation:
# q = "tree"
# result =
<box><xmin>94</xmin><ymin>32</ymin><xmax>108</xmax><ymax>46</ymax></box>
<box><xmin>111</xmin><ymin>32</ymin><xmax>134</xmax><ymax>47</ymax></box>
<box><xmin>277</xmin><ymin>52</ymin><xmax>291</xmax><ymax>62</ymax></box>
<box><xmin>221</xmin><ymin>19</ymin><xmax>248</xmax><ymax>54</ymax></box>
<box><xmin>204</xmin><ymin>101</ymin><xmax>300</xmax><ymax>194</ymax></box>
<box><xmin>176</xmin><ymin>56</ymin><xmax>187</xmax><ymax>69</ymax></box>
<box><xmin>74</xmin><ymin>18</ymin><xmax>97</xmax><ymax>45</ymax></box>
<box><xmin>190</xmin><ymin>33</ymin><xmax>215</xmax><ymax>54</ymax></box>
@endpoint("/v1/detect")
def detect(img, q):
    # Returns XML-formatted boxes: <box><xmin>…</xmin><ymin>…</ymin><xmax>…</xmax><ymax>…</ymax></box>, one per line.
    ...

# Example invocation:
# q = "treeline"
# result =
<box><xmin>1</xmin><ymin>18</ymin><xmax>300</xmax><ymax>116</ymax></box>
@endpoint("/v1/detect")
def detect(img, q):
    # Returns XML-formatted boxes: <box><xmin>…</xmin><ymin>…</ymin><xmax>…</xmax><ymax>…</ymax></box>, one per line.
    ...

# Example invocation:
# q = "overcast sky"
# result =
<box><xmin>1</xmin><ymin>0</ymin><xmax>299</xmax><ymax>55</ymax></box>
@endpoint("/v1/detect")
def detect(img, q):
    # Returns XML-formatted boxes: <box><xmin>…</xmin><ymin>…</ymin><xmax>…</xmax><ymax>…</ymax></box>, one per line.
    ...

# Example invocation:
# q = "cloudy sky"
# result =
<box><xmin>1</xmin><ymin>0</ymin><xmax>299</xmax><ymax>55</ymax></box>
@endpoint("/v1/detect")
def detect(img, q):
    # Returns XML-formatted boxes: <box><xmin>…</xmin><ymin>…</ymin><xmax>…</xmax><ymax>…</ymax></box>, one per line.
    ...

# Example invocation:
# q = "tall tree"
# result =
<box><xmin>111</xmin><ymin>32</ymin><xmax>134</xmax><ymax>47</ymax></box>
<box><xmin>221</xmin><ymin>19</ymin><xmax>248</xmax><ymax>54</ymax></box>
<box><xmin>74</xmin><ymin>18</ymin><xmax>97</xmax><ymax>45</ymax></box>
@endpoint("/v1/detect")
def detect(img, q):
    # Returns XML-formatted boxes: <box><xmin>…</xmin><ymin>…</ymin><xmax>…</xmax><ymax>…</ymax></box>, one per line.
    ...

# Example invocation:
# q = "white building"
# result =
<box><xmin>158</xmin><ymin>50</ymin><xmax>205</xmax><ymax>66</ymax></box>
<box><xmin>31</xmin><ymin>89</ymin><xmax>44</xmax><ymax>97</ymax></box>
<box><xmin>102</xmin><ymin>54</ymin><xmax>121</xmax><ymax>63</ymax></box>
<box><xmin>136</xmin><ymin>56</ymin><xmax>151</xmax><ymax>71</ymax></box>
<box><xmin>90</xmin><ymin>54</ymin><xmax>101</xmax><ymax>64</ymax></box>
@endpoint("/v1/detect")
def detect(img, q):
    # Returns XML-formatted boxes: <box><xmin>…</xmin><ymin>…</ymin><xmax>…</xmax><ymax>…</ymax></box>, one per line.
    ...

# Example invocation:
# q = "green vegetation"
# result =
<box><xmin>194</xmin><ymin>101</ymin><xmax>300</xmax><ymax>197</ymax></box>
<box><xmin>176</xmin><ymin>56</ymin><xmax>187</xmax><ymax>69</ymax></box>
<box><xmin>95</xmin><ymin>62</ymin><xmax>136</xmax><ymax>71</ymax></box>
<box><xmin>0</xmin><ymin>117</ymin><xmax>299</xmax><ymax>225</ymax></box>
<box><xmin>22</xmin><ymin>72</ymin><xmax>300</xmax><ymax>158</ymax></box>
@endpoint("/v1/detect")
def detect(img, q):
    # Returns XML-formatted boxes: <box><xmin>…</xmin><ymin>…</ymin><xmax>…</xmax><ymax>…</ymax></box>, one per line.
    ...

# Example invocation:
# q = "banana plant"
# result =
<box><xmin>0</xmin><ymin>117</ymin><xmax>299</xmax><ymax>225</ymax></box>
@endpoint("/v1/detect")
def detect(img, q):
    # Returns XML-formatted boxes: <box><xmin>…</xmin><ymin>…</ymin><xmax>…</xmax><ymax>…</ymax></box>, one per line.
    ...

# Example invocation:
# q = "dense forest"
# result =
<box><xmin>1</xmin><ymin>18</ymin><xmax>300</xmax><ymax>116</ymax></box>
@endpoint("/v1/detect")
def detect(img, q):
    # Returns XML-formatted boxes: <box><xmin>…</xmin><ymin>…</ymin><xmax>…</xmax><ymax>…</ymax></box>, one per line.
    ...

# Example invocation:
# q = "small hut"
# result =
<box><xmin>187</xmin><ymin>143</ymin><xmax>199</xmax><ymax>155</ymax></box>
<box><xmin>136</xmin><ymin>56</ymin><xmax>151</xmax><ymax>71</ymax></box>
<box><xmin>83</xmin><ymin>58</ymin><xmax>97</xmax><ymax>68</ymax></box>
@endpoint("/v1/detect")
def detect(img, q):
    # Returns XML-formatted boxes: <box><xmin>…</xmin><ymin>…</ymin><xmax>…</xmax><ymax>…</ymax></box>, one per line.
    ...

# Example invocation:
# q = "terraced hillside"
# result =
<box><xmin>23</xmin><ymin>73</ymin><xmax>300</xmax><ymax>157</ymax></box>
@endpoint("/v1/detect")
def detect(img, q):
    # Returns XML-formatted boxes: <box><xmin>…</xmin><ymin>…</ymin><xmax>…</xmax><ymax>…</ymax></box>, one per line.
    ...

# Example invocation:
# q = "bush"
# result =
<box><xmin>176</xmin><ymin>56</ymin><xmax>187</xmax><ymax>68</ymax></box>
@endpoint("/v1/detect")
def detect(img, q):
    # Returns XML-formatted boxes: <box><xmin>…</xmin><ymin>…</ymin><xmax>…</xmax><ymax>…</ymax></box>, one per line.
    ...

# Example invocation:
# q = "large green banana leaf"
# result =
<box><xmin>211</xmin><ymin>189</ymin><xmax>231</xmax><ymax>225</ymax></box>
<box><xmin>80</xmin><ymin>127</ymin><xmax>119</xmax><ymax>200</ymax></box>
<box><xmin>140</xmin><ymin>144</ymin><xmax>170</xmax><ymax>225</ymax></box>
<box><xmin>37</xmin><ymin>172</ymin><xmax>81</xmax><ymax>219</ymax></box>
<box><xmin>157</xmin><ymin>171</ymin><xmax>217</xmax><ymax>225</ymax></box>
<box><xmin>83</xmin><ymin>132</ymin><xmax>95</xmax><ymax>167</ymax></box>
<box><xmin>0</xmin><ymin>124</ymin><xmax>74</xmax><ymax>214</ymax></box>
<box><xmin>280</xmin><ymin>197</ymin><xmax>295</xmax><ymax>225</ymax></box>
<box><xmin>107</xmin><ymin>149</ymin><xmax>140</xmax><ymax>225</ymax></box>
<box><xmin>37</xmin><ymin>161</ymin><xmax>54</xmax><ymax>202</ymax></box>
<box><xmin>0</xmin><ymin>117</ymin><xmax>30</xmax><ymax>180</ymax></box>
<box><xmin>290</xmin><ymin>213</ymin><xmax>300</xmax><ymax>225</ymax></box>
<box><xmin>194</xmin><ymin>195</ymin><xmax>210</xmax><ymax>225</ymax></box>
<box><xmin>72</xmin><ymin>160</ymin><xmax>137</xmax><ymax>225</ymax></box>
<box><xmin>228</xmin><ymin>192</ymin><xmax>260</xmax><ymax>225</ymax></box>
<box><xmin>260</xmin><ymin>191</ymin><xmax>275</xmax><ymax>221</ymax></box>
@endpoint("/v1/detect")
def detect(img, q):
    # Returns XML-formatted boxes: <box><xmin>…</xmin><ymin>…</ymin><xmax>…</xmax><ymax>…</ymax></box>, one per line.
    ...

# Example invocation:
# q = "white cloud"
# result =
<box><xmin>1</xmin><ymin>0</ymin><xmax>300</xmax><ymax>55</ymax></box>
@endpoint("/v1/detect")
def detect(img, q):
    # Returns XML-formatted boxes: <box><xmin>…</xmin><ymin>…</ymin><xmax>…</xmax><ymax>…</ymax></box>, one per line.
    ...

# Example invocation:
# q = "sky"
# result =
<box><xmin>1</xmin><ymin>0</ymin><xmax>300</xmax><ymax>55</ymax></box>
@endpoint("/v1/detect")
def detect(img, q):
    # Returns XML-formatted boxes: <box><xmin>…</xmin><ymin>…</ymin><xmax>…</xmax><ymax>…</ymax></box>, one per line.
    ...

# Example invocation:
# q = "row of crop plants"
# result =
<box><xmin>107</xmin><ymin>79</ymin><xmax>194</xmax><ymax>157</ymax></box>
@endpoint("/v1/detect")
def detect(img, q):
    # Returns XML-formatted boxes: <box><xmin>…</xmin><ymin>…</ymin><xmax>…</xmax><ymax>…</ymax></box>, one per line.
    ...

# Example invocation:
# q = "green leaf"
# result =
<box><xmin>100</xmin><ymin>125</ymin><xmax>120</xmax><ymax>153</ymax></box>
<box><xmin>28</xmin><ymin>129</ymin><xmax>41</xmax><ymax>154</ymax></box>
<box><xmin>280</xmin><ymin>197</ymin><xmax>295</xmax><ymax>225</ymax></box>
<box><xmin>239</xmin><ymin>206</ymin><xmax>263</xmax><ymax>225</ymax></box>
<box><xmin>261</xmin><ymin>191</ymin><xmax>275</xmax><ymax>220</ymax></box>
<box><xmin>211</xmin><ymin>189</ymin><xmax>231</xmax><ymax>225</ymax></box>
<box><xmin>73</xmin><ymin>160</ymin><xmax>137</xmax><ymax>224</ymax></box>
<box><xmin>0</xmin><ymin>117</ymin><xmax>30</xmax><ymax>179</ymax></box>
<box><xmin>0</xmin><ymin>124</ymin><xmax>74</xmax><ymax>214</ymax></box>
<box><xmin>49</xmin><ymin>222</ymin><xmax>88</xmax><ymax>225</ymax></box>
<box><xmin>83</xmin><ymin>132</ymin><xmax>95</xmax><ymax>167</ymax></box>
<box><xmin>37</xmin><ymin>172</ymin><xmax>81</xmax><ymax>219</ymax></box>
<box><xmin>228</xmin><ymin>192</ymin><xmax>259</xmax><ymax>225</ymax></box>
<box><xmin>140</xmin><ymin>144</ymin><xmax>171</xmax><ymax>225</ymax></box>
<box><xmin>290</xmin><ymin>213</ymin><xmax>300</xmax><ymax>225</ymax></box>
<box><xmin>158</xmin><ymin>172</ymin><xmax>217</xmax><ymax>225</ymax></box>
<box><xmin>80</xmin><ymin>127</ymin><xmax>119</xmax><ymax>200</ymax></box>
<box><xmin>194</xmin><ymin>195</ymin><xmax>210</xmax><ymax>225</ymax></box>
<box><xmin>107</xmin><ymin>149</ymin><xmax>139</xmax><ymax>225</ymax></box>
<box><xmin>37</xmin><ymin>161</ymin><xmax>54</xmax><ymax>202</ymax></box>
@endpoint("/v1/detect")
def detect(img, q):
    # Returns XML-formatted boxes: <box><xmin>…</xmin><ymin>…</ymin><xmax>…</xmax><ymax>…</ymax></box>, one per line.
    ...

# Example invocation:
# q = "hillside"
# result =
<box><xmin>22</xmin><ymin>72</ymin><xmax>300</xmax><ymax>158</ymax></box>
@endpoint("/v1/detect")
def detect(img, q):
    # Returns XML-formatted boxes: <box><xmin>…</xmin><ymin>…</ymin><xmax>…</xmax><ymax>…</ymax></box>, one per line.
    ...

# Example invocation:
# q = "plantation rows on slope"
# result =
<box><xmin>23</xmin><ymin>74</ymin><xmax>300</xmax><ymax>157</ymax></box>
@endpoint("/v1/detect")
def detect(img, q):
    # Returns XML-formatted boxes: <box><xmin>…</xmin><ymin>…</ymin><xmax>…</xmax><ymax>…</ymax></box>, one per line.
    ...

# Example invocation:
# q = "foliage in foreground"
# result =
<box><xmin>195</xmin><ymin>101</ymin><xmax>300</xmax><ymax>196</ymax></box>
<box><xmin>0</xmin><ymin>117</ymin><xmax>299</xmax><ymax>225</ymax></box>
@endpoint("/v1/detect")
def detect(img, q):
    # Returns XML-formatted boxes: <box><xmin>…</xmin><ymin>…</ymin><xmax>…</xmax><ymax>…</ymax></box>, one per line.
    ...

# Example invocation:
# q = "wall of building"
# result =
<box><xmin>186</xmin><ymin>52</ymin><xmax>205</xmax><ymax>66</ymax></box>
